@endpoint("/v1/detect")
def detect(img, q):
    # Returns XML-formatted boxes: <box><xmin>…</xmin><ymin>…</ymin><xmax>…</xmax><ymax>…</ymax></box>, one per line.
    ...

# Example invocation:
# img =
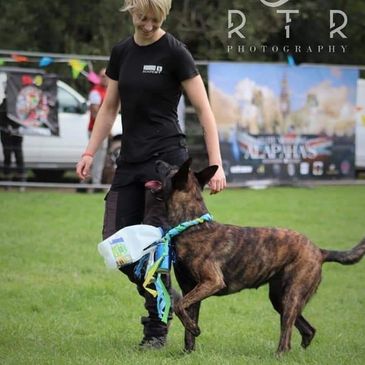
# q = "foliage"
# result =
<box><xmin>0</xmin><ymin>187</ymin><xmax>365</xmax><ymax>364</ymax></box>
<box><xmin>0</xmin><ymin>0</ymin><xmax>364</xmax><ymax>66</ymax></box>
<box><xmin>0</xmin><ymin>0</ymin><xmax>128</xmax><ymax>55</ymax></box>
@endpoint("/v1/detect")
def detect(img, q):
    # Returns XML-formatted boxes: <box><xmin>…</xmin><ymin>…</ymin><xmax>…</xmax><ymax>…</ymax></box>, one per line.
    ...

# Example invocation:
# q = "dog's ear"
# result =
<box><xmin>172</xmin><ymin>158</ymin><xmax>192</xmax><ymax>190</ymax></box>
<box><xmin>194</xmin><ymin>165</ymin><xmax>219</xmax><ymax>189</ymax></box>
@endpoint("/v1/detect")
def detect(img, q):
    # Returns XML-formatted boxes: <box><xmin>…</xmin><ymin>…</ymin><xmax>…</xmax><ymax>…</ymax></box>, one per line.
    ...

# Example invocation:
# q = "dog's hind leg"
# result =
<box><xmin>276</xmin><ymin>290</ymin><xmax>301</xmax><ymax>355</ymax></box>
<box><xmin>295</xmin><ymin>315</ymin><xmax>316</xmax><ymax>349</ymax></box>
<box><xmin>294</xmin><ymin>273</ymin><xmax>321</xmax><ymax>349</ymax></box>
<box><xmin>269</xmin><ymin>279</ymin><xmax>316</xmax><ymax>350</ymax></box>
<box><xmin>276</xmin><ymin>263</ymin><xmax>322</xmax><ymax>355</ymax></box>
<box><xmin>269</xmin><ymin>273</ymin><xmax>304</xmax><ymax>354</ymax></box>
<box><xmin>269</xmin><ymin>278</ymin><xmax>294</xmax><ymax>354</ymax></box>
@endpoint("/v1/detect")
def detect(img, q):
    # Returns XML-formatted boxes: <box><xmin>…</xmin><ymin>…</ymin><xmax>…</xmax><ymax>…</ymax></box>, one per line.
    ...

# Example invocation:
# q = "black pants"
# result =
<box><xmin>102</xmin><ymin>148</ymin><xmax>189</xmax><ymax>338</ymax></box>
<box><xmin>0</xmin><ymin>130</ymin><xmax>24</xmax><ymax>176</ymax></box>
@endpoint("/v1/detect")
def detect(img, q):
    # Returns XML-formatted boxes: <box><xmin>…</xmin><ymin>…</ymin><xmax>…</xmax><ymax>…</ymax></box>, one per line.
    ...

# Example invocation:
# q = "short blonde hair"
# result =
<box><xmin>120</xmin><ymin>0</ymin><xmax>171</xmax><ymax>22</ymax></box>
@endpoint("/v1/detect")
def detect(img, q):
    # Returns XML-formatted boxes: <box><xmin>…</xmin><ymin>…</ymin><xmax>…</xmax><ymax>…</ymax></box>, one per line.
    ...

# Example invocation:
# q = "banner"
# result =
<box><xmin>208</xmin><ymin>63</ymin><xmax>358</xmax><ymax>181</ymax></box>
<box><xmin>6</xmin><ymin>71</ymin><xmax>58</xmax><ymax>136</ymax></box>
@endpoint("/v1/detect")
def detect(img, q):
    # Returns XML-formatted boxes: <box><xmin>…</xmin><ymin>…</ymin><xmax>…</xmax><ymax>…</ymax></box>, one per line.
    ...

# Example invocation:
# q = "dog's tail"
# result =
<box><xmin>322</xmin><ymin>237</ymin><xmax>365</xmax><ymax>265</ymax></box>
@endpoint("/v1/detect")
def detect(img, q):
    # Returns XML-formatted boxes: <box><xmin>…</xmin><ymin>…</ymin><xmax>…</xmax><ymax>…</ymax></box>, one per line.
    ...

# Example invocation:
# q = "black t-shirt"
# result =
<box><xmin>106</xmin><ymin>32</ymin><xmax>199</xmax><ymax>163</ymax></box>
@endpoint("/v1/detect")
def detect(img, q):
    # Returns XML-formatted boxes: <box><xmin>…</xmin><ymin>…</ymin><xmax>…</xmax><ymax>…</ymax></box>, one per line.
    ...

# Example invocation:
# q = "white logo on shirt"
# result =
<box><xmin>143</xmin><ymin>65</ymin><xmax>163</xmax><ymax>74</ymax></box>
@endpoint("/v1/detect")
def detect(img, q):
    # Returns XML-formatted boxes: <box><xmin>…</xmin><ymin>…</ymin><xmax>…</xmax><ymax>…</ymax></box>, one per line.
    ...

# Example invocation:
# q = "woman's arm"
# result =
<box><xmin>182</xmin><ymin>75</ymin><xmax>226</xmax><ymax>193</ymax></box>
<box><xmin>76</xmin><ymin>78</ymin><xmax>121</xmax><ymax>180</ymax></box>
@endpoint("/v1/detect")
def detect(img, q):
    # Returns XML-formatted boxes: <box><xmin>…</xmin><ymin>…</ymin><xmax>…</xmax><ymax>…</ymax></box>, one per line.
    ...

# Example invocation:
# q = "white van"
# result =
<box><xmin>0</xmin><ymin>76</ymin><xmax>122</xmax><ymax>181</ymax></box>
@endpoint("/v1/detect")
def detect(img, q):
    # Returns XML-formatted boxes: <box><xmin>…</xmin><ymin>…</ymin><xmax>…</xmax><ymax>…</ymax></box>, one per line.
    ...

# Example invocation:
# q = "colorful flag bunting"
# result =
<box><xmin>87</xmin><ymin>71</ymin><xmax>100</xmax><ymax>84</ymax></box>
<box><xmin>39</xmin><ymin>57</ymin><xmax>53</xmax><ymax>67</ymax></box>
<box><xmin>68</xmin><ymin>59</ymin><xmax>87</xmax><ymax>79</ymax></box>
<box><xmin>11</xmin><ymin>54</ymin><xmax>29</xmax><ymax>62</ymax></box>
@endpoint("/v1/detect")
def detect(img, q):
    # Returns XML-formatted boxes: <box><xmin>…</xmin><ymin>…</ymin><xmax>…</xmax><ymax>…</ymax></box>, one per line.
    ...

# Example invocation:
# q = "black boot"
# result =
<box><xmin>139</xmin><ymin>316</ymin><xmax>167</xmax><ymax>349</ymax></box>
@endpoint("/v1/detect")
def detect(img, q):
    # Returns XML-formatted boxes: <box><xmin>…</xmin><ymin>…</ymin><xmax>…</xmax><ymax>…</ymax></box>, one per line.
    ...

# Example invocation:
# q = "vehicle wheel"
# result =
<box><xmin>33</xmin><ymin>169</ymin><xmax>65</xmax><ymax>182</ymax></box>
<box><xmin>102</xmin><ymin>139</ymin><xmax>121</xmax><ymax>184</ymax></box>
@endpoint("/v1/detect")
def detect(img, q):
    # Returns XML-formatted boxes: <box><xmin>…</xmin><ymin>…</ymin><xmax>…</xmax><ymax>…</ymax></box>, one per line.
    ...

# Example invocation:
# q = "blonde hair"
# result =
<box><xmin>120</xmin><ymin>0</ymin><xmax>171</xmax><ymax>21</ymax></box>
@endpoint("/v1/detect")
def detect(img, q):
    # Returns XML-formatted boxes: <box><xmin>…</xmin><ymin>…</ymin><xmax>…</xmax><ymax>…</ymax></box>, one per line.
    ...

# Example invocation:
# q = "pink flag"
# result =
<box><xmin>87</xmin><ymin>71</ymin><xmax>101</xmax><ymax>85</ymax></box>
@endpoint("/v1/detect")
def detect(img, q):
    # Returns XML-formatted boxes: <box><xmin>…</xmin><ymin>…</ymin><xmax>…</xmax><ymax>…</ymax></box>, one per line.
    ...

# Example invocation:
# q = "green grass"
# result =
<box><xmin>0</xmin><ymin>186</ymin><xmax>364</xmax><ymax>365</ymax></box>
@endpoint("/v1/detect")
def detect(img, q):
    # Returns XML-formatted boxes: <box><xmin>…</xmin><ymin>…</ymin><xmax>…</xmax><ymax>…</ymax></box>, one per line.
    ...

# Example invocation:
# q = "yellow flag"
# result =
<box><xmin>143</xmin><ymin>257</ymin><xmax>163</xmax><ymax>297</ymax></box>
<box><xmin>68</xmin><ymin>59</ymin><xmax>87</xmax><ymax>79</ymax></box>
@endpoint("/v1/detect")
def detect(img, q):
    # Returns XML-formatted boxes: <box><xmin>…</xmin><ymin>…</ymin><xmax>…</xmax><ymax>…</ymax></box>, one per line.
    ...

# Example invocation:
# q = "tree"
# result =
<box><xmin>0</xmin><ymin>0</ymin><xmax>364</xmax><ymax>66</ymax></box>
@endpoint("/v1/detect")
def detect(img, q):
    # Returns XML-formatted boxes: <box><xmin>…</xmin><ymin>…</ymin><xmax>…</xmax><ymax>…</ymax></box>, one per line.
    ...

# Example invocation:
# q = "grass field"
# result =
<box><xmin>0</xmin><ymin>186</ymin><xmax>364</xmax><ymax>365</ymax></box>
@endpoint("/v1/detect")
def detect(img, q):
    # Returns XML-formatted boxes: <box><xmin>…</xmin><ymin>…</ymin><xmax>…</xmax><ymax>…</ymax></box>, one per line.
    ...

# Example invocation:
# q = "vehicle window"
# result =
<box><xmin>57</xmin><ymin>86</ymin><xmax>80</xmax><ymax>113</ymax></box>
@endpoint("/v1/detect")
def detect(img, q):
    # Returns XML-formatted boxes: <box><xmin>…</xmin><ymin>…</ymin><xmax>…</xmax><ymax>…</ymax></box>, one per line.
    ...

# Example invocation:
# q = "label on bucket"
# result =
<box><xmin>110</xmin><ymin>239</ymin><xmax>133</xmax><ymax>266</ymax></box>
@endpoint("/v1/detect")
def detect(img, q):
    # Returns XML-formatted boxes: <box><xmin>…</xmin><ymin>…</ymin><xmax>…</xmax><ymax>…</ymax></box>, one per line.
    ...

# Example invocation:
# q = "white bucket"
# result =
<box><xmin>97</xmin><ymin>225</ymin><xmax>163</xmax><ymax>269</ymax></box>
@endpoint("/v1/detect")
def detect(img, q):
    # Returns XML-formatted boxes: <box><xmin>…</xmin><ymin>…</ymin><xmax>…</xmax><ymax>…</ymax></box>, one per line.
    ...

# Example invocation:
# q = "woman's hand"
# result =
<box><xmin>208</xmin><ymin>165</ymin><xmax>226</xmax><ymax>194</ymax></box>
<box><xmin>76</xmin><ymin>155</ymin><xmax>93</xmax><ymax>180</ymax></box>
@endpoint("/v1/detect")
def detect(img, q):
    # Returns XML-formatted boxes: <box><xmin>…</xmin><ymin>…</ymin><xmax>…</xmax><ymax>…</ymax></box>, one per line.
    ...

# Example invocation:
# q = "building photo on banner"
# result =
<box><xmin>209</xmin><ymin>63</ymin><xmax>363</xmax><ymax>182</ymax></box>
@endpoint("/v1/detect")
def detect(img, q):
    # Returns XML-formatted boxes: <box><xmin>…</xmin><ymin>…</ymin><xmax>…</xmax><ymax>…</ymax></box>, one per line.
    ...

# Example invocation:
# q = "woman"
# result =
<box><xmin>76</xmin><ymin>0</ymin><xmax>226</xmax><ymax>349</ymax></box>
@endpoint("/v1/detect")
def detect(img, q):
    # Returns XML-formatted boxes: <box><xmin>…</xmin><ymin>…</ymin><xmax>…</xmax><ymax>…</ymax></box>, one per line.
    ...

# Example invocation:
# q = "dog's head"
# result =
<box><xmin>145</xmin><ymin>158</ymin><xmax>218</xmax><ymax>202</ymax></box>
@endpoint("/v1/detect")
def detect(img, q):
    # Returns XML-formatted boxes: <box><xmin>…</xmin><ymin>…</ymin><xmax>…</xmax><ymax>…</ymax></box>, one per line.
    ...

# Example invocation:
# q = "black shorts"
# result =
<box><xmin>102</xmin><ymin>148</ymin><xmax>189</xmax><ymax>239</ymax></box>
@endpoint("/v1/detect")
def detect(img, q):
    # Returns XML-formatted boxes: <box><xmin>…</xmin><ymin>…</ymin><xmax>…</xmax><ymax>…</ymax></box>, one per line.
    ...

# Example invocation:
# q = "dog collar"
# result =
<box><xmin>162</xmin><ymin>213</ymin><xmax>213</xmax><ymax>243</ymax></box>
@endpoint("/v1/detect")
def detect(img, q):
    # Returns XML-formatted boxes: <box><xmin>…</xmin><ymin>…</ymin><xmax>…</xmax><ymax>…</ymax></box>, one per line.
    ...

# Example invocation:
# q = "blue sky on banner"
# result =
<box><xmin>208</xmin><ymin>63</ymin><xmax>358</xmax><ymax>111</ymax></box>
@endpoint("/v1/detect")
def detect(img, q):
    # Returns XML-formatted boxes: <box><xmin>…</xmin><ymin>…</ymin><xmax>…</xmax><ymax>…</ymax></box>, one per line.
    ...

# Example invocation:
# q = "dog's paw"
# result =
<box><xmin>183</xmin><ymin>346</ymin><xmax>195</xmax><ymax>353</ymax></box>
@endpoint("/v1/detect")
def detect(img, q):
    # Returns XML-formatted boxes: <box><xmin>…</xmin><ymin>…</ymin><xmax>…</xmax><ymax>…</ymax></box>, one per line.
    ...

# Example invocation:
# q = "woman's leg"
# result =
<box><xmin>102</xmin><ymin>184</ymin><xmax>169</xmax><ymax>347</ymax></box>
<box><xmin>102</xmin><ymin>184</ymin><xmax>146</xmax><ymax>287</ymax></box>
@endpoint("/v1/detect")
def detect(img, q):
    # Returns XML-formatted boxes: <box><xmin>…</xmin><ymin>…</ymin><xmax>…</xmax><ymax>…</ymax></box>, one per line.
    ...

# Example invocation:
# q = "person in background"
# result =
<box><xmin>76</xmin><ymin>0</ymin><xmax>226</xmax><ymax>349</ymax></box>
<box><xmin>0</xmin><ymin>100</ymin><xmax>25</xmax><ymax>182</ymax></box>
<box><xmin>88</xmin><ymin>68</ymin><xmax>108</xmax><ymax>189</ymax></box>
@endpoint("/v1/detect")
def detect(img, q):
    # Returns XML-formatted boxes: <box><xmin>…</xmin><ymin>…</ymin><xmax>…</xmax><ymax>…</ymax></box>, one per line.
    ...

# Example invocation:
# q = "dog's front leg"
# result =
<box><xmin>175</xmin><ymin>263</ymin><xmax>225</xmax><ymax>337</ymax></box>
<box><xmin>184</xmin><ymin>301</ymin><xmax>201</xmax><ymax>352</ymax></box>
<box><xmin>173</xmin><ymin>264</ymin><xmax>201</xmax><ymax>352</ymax></box>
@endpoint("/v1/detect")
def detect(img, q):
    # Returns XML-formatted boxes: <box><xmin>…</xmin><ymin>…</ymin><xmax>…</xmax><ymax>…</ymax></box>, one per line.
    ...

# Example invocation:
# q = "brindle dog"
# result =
<box><xmin>145</xmin><ymin>158</ymin><xmax>365</xmax><ymax>355</ymax></box>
